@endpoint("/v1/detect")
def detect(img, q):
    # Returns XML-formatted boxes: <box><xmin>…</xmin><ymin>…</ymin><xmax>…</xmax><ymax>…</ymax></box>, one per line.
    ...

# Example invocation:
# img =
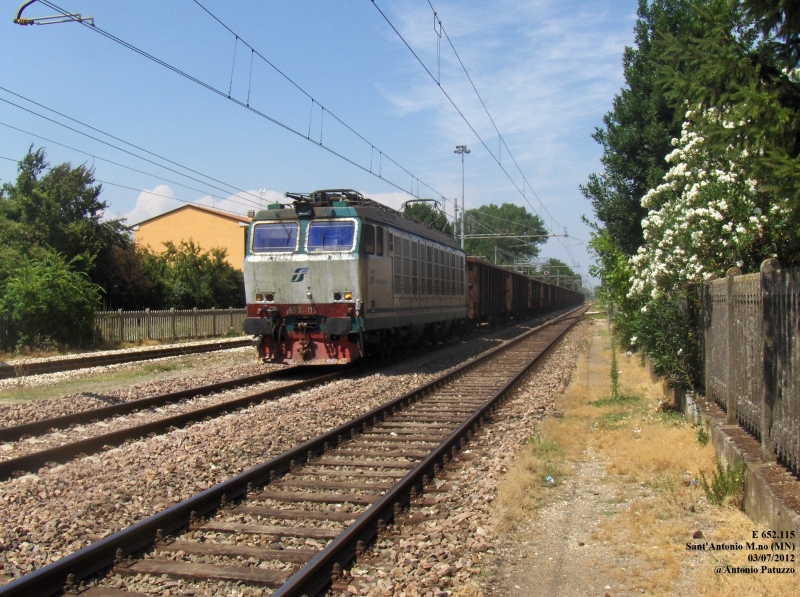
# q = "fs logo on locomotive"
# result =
<box><xmin>291</xmin><ymin>268</ymin><xmax>309</xmax><ymax>282</ymax></box>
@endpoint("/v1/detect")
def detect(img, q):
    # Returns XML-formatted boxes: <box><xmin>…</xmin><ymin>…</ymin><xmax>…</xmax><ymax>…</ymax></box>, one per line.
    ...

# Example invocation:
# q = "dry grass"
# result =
<box><xmin>492</xmin><ymin>320</ymin><xmax>795</xmax><ymax>594</ymax></box>
<box><xmin>693</xmin><ymin>510</ymin><xmax>798</xmax><ymax>596</ymax></box>
<box><xmin>493</xmin><ymin>432</ymin><xmax>569</xmax><ymax>533</ymax></box>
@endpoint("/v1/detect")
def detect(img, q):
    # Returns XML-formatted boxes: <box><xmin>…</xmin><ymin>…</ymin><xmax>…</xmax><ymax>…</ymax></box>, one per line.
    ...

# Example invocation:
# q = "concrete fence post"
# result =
<box><xmin>170</xmin><ymin>308</ymin><xmax>176</xmax><ymax>340</ymax></box>
<box><xmin>211</xmin><ymin>307</ymin><xmax>217</xmax><ymax>337</ymax></box>
<box><xmin>145</xmin><ymin>308</ymin><xmax>151</xmax><ymax>341</ymax></box>
<box><xmin>701</xmin><ymin>273</ymin><xmax>717</xmax><ymax>394</ymax></box>
<box><xmin>761</xmin><ymin>258</ymin><xmax>780</xmax><ymax>461</ymax></box>
<box><xmin>726</xmin><ymin>267</ymin><xmax>742</xmax><ymax>425</ymax></box>
<box><xmin>117</xmin><ymin>308</ymin><xmax>124</xmax><ymax>343</ymax></box>
<box><xmin>193</xmin><ymin>307</ymin><xmax>198</xmax><ymax>338</ymax></box>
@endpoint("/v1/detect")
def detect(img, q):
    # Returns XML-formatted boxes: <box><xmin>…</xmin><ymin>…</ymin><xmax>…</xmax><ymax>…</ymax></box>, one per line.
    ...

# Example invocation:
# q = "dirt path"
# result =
<box><xmin>482</xmin><ymin>319</ymin><xmax>797</xmax><ymax>597</ymax></box>
<box><xmin>486</xmin><ymin>327</ymin><xmax>643</xmax><ymax>597</ymax></box>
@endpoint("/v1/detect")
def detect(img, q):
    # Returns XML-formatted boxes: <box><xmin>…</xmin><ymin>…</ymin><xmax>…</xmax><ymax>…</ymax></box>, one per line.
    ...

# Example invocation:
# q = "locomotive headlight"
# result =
<box><xmin>255</xmin><ymin>293</ymin><xmax>264</xmax><ymax>302</ymax></box>
<box><xmin>265</xmin><ymin>293</ymin><xmax>275</xmax><ymax>302</ymax></box>
<box><xmin>333</xmin><ymin>292</ymin><xmax>342</xmax><ymax>301</ymax></box>
<box><xmin>344</xmin><ymin>292</ymin><xmax>353</xmax><ymax>301</ymax></box>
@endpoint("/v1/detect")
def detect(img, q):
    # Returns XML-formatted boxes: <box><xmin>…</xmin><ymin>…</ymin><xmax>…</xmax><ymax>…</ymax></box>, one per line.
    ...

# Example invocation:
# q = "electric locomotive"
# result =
<box><xmin>242</xmin><ymin>189</ymin><xmax>468</xmax><ymax>365</ymax></box>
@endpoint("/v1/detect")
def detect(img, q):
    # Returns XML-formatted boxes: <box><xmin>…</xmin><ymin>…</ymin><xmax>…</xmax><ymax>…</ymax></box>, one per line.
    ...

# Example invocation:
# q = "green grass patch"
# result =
<box><xmin>656</xmin><ymin>407</ymin><xmax>686</xmax><ymax>427</ymax></box>
<box><xmin>590</xmin><ymin>393</ymin><xmax>642</xmax><ymax>407</ymax></box>
<box><xmin>526</xmin><ymin>433</ymin><xmax>564</xmax><ymax>456</ymax></box>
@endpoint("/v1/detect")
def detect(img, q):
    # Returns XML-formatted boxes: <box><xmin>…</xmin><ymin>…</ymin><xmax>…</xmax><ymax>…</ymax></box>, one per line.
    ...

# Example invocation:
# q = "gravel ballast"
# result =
<box><xmin>0</xmin><ymin>317</ymin><xmax>562</xmax><ymax>581</ymax></box>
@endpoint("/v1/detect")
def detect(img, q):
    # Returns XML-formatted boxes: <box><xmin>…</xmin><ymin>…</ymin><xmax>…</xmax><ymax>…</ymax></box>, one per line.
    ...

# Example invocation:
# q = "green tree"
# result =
<box><xmin>537</xmin><ymin>258</ymin><xmax>581</xmax><ymax>288</ymax></box>
<box><xmin>1</xmin><ymin>251</ymin><xmax>102</xmax><ymax>348</ymax></box>
<box><xmin>0</xmin><ymin>147</ymin><xmax>130</xmax><ymax>274</ymax></box>
<box><xmin>658</xmin><ymin>1</ymin><xmax>800</xmax><ymax>262</ymax></box>
<box><xmin>582</xmin><ymin>0</ymin><xmax>706</xmax><ymax>256</ymax></box>
<box><xmin>744</xmin><ymin>0</ymin><xmax>800</xmax><ymax>67</ymax></box>
<box><xmin>141</xmin><ymin>240</ymin><xmax>244</xmax><ymax>309</ymax></box>
<box><xmin>401</xmin><ymin>201</ymin><xmax>454</xmax><ymax>235</ymax></box>
<box><xmin>464</xmin><ymin>203</ymin><xmax>547</xmax><ymax>264</ymax></box>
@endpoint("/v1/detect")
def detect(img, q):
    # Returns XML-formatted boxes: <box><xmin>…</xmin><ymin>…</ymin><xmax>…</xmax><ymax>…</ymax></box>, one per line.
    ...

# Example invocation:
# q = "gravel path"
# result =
<box><xmin>0</xmin><ymin>318</ymin><xmax>558</xmax><ymax>581</ymax></box>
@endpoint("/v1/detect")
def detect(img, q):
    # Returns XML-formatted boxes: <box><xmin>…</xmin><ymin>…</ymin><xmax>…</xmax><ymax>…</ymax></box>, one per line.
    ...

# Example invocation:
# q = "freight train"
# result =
<box><xmin>242</xmin><ymin>189</ymin><xmax>583</xmax><ymax>365</ymax></box>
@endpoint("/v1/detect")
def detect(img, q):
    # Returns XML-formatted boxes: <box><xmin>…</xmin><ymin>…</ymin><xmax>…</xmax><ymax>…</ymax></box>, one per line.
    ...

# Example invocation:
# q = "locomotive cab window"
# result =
<box><xmin>362</xmin><ymin>224</ymin><xmax>375</xmax><ymax>254</ymax></box>
<box><xmin>307</xmin><ymin>220</ymin><xmax>356</xmax><ymax>252</ymax></box>
<box><xmin>376</xmin><ymin>226</ymin><xmax>384</xmax><ymax>256</ymax></box>
<box><xmin>252</xmin><ymin>222</ymin><xmax>299</xmax><ymax>253</ymax></box>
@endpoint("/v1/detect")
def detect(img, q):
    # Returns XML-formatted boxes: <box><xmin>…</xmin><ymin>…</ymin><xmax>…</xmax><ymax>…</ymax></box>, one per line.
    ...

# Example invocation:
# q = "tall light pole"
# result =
<box><xmin>454</xmin><ymin>145</ymin><xmax>470</xmax><ymax>249</ymax></box>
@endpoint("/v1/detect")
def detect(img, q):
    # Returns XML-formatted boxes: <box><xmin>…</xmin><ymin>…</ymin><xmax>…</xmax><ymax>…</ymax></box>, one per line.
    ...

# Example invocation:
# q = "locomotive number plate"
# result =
<box><xmin>286</xmin><ymin>306</ymin><xmax>318</xmax><ymax>315</ymax></box>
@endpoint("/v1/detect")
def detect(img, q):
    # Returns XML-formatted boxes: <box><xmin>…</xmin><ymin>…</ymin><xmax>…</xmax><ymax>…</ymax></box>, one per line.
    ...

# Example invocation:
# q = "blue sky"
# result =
<box><xmin>0</xmin><ymin>0</ymin><xmax>638</xmax><ymax>286</ymax></box>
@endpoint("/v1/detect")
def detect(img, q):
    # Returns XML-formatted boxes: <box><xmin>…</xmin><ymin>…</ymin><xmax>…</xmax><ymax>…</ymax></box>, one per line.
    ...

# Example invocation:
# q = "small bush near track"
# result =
<box><xmin>700</xmin><ymin>460</ymin><xmax>745</xmax><ymax>508</ymax></box>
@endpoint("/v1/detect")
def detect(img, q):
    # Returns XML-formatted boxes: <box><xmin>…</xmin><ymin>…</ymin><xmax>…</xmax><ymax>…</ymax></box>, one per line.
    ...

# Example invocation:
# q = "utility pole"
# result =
<box><xmin>454</xmin><ymin>145</ymin><xmax>470</xmax><ymax>249</ymax></box>
<box><xmin>453</xmin><ymin>198</ymin><xmax>459</xmax><ymax>241</ymax></box>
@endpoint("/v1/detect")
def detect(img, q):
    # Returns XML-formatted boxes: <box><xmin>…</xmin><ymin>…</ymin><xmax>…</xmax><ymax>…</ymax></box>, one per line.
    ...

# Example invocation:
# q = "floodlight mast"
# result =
<box><xmin>454</xmin><ymin>145</ymin><xmax>470</xmax><ymax>249</ymax></box>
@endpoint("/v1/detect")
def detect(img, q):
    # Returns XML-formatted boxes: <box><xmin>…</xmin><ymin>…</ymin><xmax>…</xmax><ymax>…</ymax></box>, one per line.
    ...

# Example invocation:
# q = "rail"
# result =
<box><xmin>0</xmin><ymin>304</ymin><xmax>588</xmax><ymax>597</ymax></box>
<box><xmin>0</xmin><ymin>338</ymin><xmax>251</xmax><ymax>380</ymax></box>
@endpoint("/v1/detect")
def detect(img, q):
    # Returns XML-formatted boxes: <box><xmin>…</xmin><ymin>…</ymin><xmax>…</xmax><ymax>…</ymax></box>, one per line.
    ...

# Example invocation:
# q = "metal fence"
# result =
<box><xmin>701</xmin><ymin>259</ymin><xmax>799</xmax><ymax>474</ymax></box>
<box><xmin>93</xmin><ymin>308</ymin><xmax>247</xmax><ymax>343</ymax></box>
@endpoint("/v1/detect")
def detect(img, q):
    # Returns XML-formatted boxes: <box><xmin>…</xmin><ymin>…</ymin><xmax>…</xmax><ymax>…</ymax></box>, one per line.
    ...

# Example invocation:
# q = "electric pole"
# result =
<box><xmin>454</xmin><ymin>145</ymin><xmax>470</xmax><ymax>249</ymax></box>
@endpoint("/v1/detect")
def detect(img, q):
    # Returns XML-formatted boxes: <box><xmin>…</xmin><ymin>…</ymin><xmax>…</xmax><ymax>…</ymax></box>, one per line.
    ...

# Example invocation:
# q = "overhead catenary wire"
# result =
<box><xmin>34</xmin><ymin>0</ymin><xmax>450</xmax><ymax>207</ymax></box>
<box><xmin>95</xmin><ymin>180</ymin><xmax>245</xmax><ymax>218</ymax></box>
<box><xmin>25</xmin><ymin>1</ymin><xmax>580</xmax><ymax>273</ymax></box>
<box><xmin>0</xmin><ymin>154</ymin><xmax>247</xmax><ymax>218</ymax></box>
<box><xmin>0</xmin><ymin>92</ymin><xmax>265</xmax><ymax>210</ymax></box>
<box><xmin>0</xmin><ymin>120</ymin><xmax>259</xmax><ymax>212</ymax></box>
<box><xmin>370</xmin><ymin>0</ymin><xmax>579</xmax><ymax>268</ymax></box>
<box><xmin>0</xmin><ymin>87</ymin><xmax>265</xmax><ymax>208</ymax></box>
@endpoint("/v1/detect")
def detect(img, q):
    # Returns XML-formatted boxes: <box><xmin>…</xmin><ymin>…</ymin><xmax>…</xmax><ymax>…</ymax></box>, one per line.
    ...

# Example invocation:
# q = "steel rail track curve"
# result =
<box><xmin>0</xmin><ymin>305</ymin><xmax>589</xmax><ymax>597</ymax></box>
<box><xmin>0</xmin><ymin>339</ymin><xmax>252</xmax><ymax>380</ymax></box>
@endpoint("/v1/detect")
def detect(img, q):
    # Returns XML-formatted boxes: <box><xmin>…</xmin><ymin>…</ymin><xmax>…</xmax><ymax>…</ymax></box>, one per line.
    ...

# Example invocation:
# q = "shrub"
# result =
<box><xmin>0</xmin><ymin>252</ymin><xmax>102</xmax><ymax>348</ymax></box>
<box><xmin>700</xmin><ymin>460</ymin><xmax>745</xmax><ymax>507</ymax></box>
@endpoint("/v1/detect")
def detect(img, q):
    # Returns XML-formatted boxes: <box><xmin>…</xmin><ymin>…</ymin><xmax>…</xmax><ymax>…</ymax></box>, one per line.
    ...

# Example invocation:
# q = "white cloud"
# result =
<box><xmin>364</xmin><ymin>191</ymin><xmax>410</xmax><ymax>211</ymax></box>
<box><xmin>122</xmin><ymin>185</ymin><xmax>178</xmax><ymax>225</ymax></box>
<box><xmin>122</xmin><ymin>186</ymin><xmax>297</xmax><ymax>226</ymax></box>
<box><xmin>194</xmin><ymin>189</ymin><xmax>285</xmax><ymax>214</ymax></box>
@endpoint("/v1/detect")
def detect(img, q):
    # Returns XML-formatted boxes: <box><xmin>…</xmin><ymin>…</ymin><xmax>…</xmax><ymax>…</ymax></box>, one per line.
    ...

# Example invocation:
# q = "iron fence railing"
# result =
<box><xmin>700</xmin><ymin>259</ymin><xmax>799</xmax><ymax>474</ymax></box>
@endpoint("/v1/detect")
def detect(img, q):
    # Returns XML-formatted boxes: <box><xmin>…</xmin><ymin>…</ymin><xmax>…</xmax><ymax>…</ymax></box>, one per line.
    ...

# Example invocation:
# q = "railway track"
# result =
<box><xmin>0</xmin><ymin>311</ymin><xmax>567</xmax><ymax>480</ymax></box>
<box><xmin>0</xmin><ymin>338</ymin><xmax>252</xmax><ymax>380</ymax></box>
<box><xmin>0</xmin><ymin>304</ymin><xmax>589</xmax><ymax>597</ymax></box>
<box><xmin>0</xmin><ymin>368</ymin><xmax>342</xmax><ymax>481</ymax></box>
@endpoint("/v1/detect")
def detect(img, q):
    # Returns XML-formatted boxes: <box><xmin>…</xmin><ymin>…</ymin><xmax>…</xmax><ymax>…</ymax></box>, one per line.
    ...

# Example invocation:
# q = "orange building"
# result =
<box><xmin>133</xmin><ymin>204</ymin><xmax>252</xmax><ymax>270</ymax></box>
